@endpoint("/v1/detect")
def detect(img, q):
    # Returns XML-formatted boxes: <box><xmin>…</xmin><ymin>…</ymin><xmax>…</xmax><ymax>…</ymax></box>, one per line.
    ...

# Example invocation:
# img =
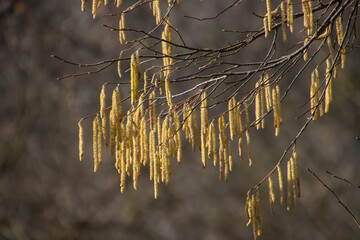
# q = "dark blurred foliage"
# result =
<box><xmin>0</xmin><ymin>0</ymin><xmax>359</xmax><ymax>239</ymax></box>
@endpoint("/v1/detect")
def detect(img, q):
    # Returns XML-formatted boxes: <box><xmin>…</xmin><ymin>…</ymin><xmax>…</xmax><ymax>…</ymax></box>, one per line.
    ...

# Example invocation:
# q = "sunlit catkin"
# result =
<box><xmin>336</xmin><ymin>16</ymin><xmax>346</xmax><ymax>69</ymax></box>
<box><xmin>228</xmin><ymin>96</ymin><xmax>236</xmax><ymax>139</ymax></box>
<box><xmin>116</xmin><ymin>0</ymin><xmax>122</xmax><ymax>8</ymax></box>
<box><xmin>96</xmin><ymin>115</ymin><xmax>102</xmax><ymax>165</ymax></box>
<box><xmin>263</xmin><ymin>17</ymin><xmax>269</xmax><ymax>38</ymax></box>
<box><xmin>244</xmin><ymin>102</ymin><xmax>252</xmax><ymax>166</ymax></box>
<box><xmin>246</xmin><ymin>194</ymin><xmax>252</xmax><ymax>226</ymax></box>
<box><xmin>277</xmin><ymin>165</ymin><xmax>284</xmax><ymax>205</ymax></box>
<box><xmin>303</xmin><ymin>37</ymin><xmax>309</xmax><ymax>61</ymax></box>
<box><xmin>164</xmin><ymin>75</ymin><xmax>173</xmax><ymax>110</ymax></box>
<box><xmin>268</xmin><ymin>176</ymin><xmax>275</xmax><ymax>216</ymax></box>
<box><xmin>93</xmin><ymin>116</ymin><xmax>99</xmax><ymax>172</ymax></box>
<box><xmin>237</xmin><ymin>104</ymin><xmax>244</xmax><ymax>160</ymax></box>
<box><xmin>280</xmin><ymin>2</ymin><xmax>287</xmax><ymax>42</ymax></box>
<box><xmin>92</xmin><ymin>0</ymin><xmax>97</xmax><ymax>19</ymax></box>
<box><xmin>287</xmin><ymin>160</ymin><xmax>292</xmax><ymax>211</ymax></box>
<box><xmin>255</xmin><ymin>82</ymin><xmax>261</xmax><ymax>130</ymax></box>
<box><xmin>325</xmin><ymin>58</ymin><xmax>333</xmax><ymax>113</ymax></box>
<box><xmin>152</xmin><ymin>0</ymin><xmax>161</xmax><ymax>24</ymax></box>
<box><xmin>119</xmin><ymin>13</ymin><xmax>126</xmax><ymax>44</ymax></box>
<box><xmin>78</xmin><ymin>120</ymin><xmax>84</xmax><ymax>161</ymax></box>
<box><xmin>287</xmin><ymin>0</ymin><xmax>294</xmax><ymax>32</ymax></box>
<box><xmin>81</xmin><ymin>0</ymin><xmax>87</xmax><ymax>12</ymax></box>
<box><xmin>266</xmin><ymin>0</ymin><xmax>272</xmax><ymax>32</ymax></box>
<box><xmin>130</xmin><ymin>51</ymin><xmax>140</xmax><ymax>106</ymax></box>
<box><xmin>100</xmin><ymin>85</ymin><xmax>108</xmax><ymax>146</ymax></box>
<box><xmin>255</xmin><ymin>189</ymin><xmax>262</xmax><ymax>238</ymax></box>
<box><xmin>264</xmin><ymin>74</ymin><xmax>272</xmax><ymax>111</ymax></box>
<box><xmin>327</xmin><ymin>36</ymin><xmax>338</xmax><ymax>78</ymax></box>
<box><xmin>201</xmin><ymin>91</ymin><xmax>208</xmax><ymax>167</ymax></box>
<box><xmin>173</xmin><ymin>111</ymin><xmax>182</xmax><ymax>164</ymax></box>
<box><xmin>272</xmin><ymin>88</ymin><xmax>279</xmax><ymax>136</ymax></box>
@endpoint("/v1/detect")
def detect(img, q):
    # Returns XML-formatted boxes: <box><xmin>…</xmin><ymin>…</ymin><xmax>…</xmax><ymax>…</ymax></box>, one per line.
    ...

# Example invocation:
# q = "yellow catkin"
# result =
<box><xmin>209</xmin><ymin>122</ymin><xmax>217</xmax><ymax>166</ymax></box>
<box><xmin>266</xmin><ymin>0</ymin><xmax>272</xmax><ymax>32</ymax></box>
<box><xmin>192</xmin><ymin>109</ymin><xmax>201</xmax><ymax>151</ymax></box>
<box><xmin>315</xmin><ymin>69</ymin><xmax>324</xmax><ymax>117</ymax></box>
<box><xmin>327</xmin><ymin>36</ymin><xmax>338</xmax><ymax>78</ymax></box>
<box><xmin>96</xmin><ymin>115</ymin><xmax>102</xmax><ymax>165</ymax></box>
<box><xmin>336</xmin><ymin>16</ymin><xmax>346</xmax><ymax>69</ymax></box>
<box><xmin>280</xmin><ymin>2</ymin><xmax>287</xmax><ymax>42</ymax></box>
<box><xmin>272</xmin><ymin>88</ymin><xmax>279</xmax><ymax>136</ymax></box>
<box><xmin>119</xmin><ymin>13</ymin><xmax>126</xmax><ymax>44</ymax></box>
<box><xmin>251</xmin><ymin>193</ymin><xmax>258</xmax><ymax>239</ymax></box>
<box><xmin>152</xmin><ymin>0</ymin><xmax>161</xmax><ymax>24</ymax></box>
<box><xmin>218</xmin><ymin>116</ymin><xmax>226</xmax><ymax>181</ymax></box>
<box><xmin>268</xmin><ymin>176</ymin><xmax>275</xmax><ymax>216</ymax></box>
<box><xmin>229</xmin><ymin>96</ymin><xmax>236</xmax><ymax>139</ymax></box>
<box><xmin>310</xmin><ymin>71</ymin><xmax>318</xmax><ymax>121</ymax></box>
<box><xmin>255</xmin><ymin>82</ymin><xmax>261</xmax><ymax>130</ymax></box>
<box><xmin>164</xmin><ymin>75</ymin><xmax>173</xmax><ymax>110</ymax></box>
<box><xmin>143</xmin><ymin>71</ymin><xmax>148</xmax><ymax>93</ymax></box>
<box><xmin>78</xmin><ymin>120</ymin><xmax>84</xmax><ymax>161</ymax></box>
<box><xmin>201</xmin><ymin>91</ymin><xmax>208</xmax><ymax>168</ymax></box>
<box><xmin>140</xmin><ymin>116</ymin><xmax>148</xmax><ymax>165</ymax></box>
<box><xmin>292</xmin><ymin>149</ymin><xmax>301</xmax><ymax>197</ymax></box>
<box><xmin>130</xmin><ymin>51</ymin><xmax>140</xmax><ymax>106</ymax></box>
<box><xmin>116</xmin><ymin>0</ymin><xmax>122</xmax><ymax>8</ymax></box>
<box><xmin>92</xmin><ymin>0</ymin><xmax>97</xmax><ymax>19</ymax></box>
<box><xmin>97</xmin><ymin>0</ymin><xmax>103</xmax><ymax>8</ymax></box>
<box><xmin>255</xmin><ymin>189</ymin><xmax>262</xmax><ymax>238</ymax></box>
<box><xmin>120</xmin><ymin>142</ymin><xmax>126</xmax><ymax>193</ymax></box>
<box><xmin>149</xmin><ymin>91</ymin><xmax>157</xmax><ymax>130</ymax></box>
<box><xmin>304</xmin><ymin>0</ymin><xmax>313</xmax><ymax>35</ymax></box>
<box><xmin>287</xmin><ymin>0</ymin><xmax>294</xmax><ymax>32</ymax></box>
<box><xmin>93</xmin><ymin>116</ymin><xmax>99</xmax><ymax>172</ymax></box>
<box><xmin>263</xmin><ymin>17</ymin><xmax>269</xmax><ymax>38</ymax></box>
<box><xmin>260</xmin><ymin>85</ymin><xmax>265</xmax><ymax>129</ymax></box>
<box><xmin>287</xmin><ymin>160</ymin><xmax>292</xmax><ymax>211</ymax></box>
<box><xmin>290</xmin><ymin>157</ymin><xmax>298</xmax><ymax>207</ymax></box>
<box><xmin>276</xmin><ymin>85</ymin><xmax>283</xmax><ymax>125</ymax></box>
<box><xmin>149</xmin><ymin>130</ymin><xmax>155</xmax><ymax>181</ymax></box>
<box><xmin>100</xmin><ymin>85</ymin><xmax>108</xmax><ymax>146</ymax></box>
<box><xmin>154</xmin><ymin>152</ymin><xmax>159</xmax><ymax>199</ymax></box>
<box><xmin>244</xmin><ymin>102</ymin><xmax>252</xmax><ymax>166</ymax></box>
<box><xmin>264</xmin><ymin>74</ymin><xmax>272</xmax><ymax>111</ymax></box>
<box><xmin>277</xmin><ymin>165</ymin><xmax>284</xmax><ymax>205</ymax></box>
<box><xmin>173</xmin><ymin>111</ymin><xmax>182</xmax><ymax>164</ymax></box>
<box><xmin>325</xmin><ymin>58</ymin><xmax>333</xmax><ymax>113</ymax></box>
<box><xmin>81</xmin><ymin>0</ymin><xmax>87</xmax><ymax>12</ymax></box>
<box><xmin>228</xmin><ymin>141</ymin><xmax>233</xmax><ymax>172</ymax></box>
<box><xmin>246</xmin><ymin>194</ymin><xmax>252</xmax><ymax>226</ymax></box>
<box><xmin>237</xmin><ymin>104</ymin><xmax>244</xmax><ymax>160</ymax></box>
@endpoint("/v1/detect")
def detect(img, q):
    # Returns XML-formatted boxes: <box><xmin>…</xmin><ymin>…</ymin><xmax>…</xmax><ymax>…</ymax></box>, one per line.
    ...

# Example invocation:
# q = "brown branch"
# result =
<box><xmin>307</xmin><ymin>168</ymin><xmax>360</xmax><ymax>229</ymax></box>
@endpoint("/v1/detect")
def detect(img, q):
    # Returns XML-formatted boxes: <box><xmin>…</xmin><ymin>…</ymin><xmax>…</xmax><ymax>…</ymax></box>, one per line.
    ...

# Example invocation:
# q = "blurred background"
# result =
<box><xmin>0</xmin><ymin>0</ymin><xmax>359</xmax><ymax>239</ymax></box>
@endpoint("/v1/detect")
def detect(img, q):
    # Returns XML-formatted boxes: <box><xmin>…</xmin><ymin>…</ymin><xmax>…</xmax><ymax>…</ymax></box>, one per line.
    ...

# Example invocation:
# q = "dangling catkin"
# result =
<box><xmin>287</xmin><ymin>160</ymin><xmax>292</xmax><ymax>211</ymax></box>
<box><xmin>96</xmin><ymin>115</ymin><xmax>102</xmax><ymax>165</ymax></box>
<box><xmin>229</xmin><ymin>96</ymin><xmax>236</xmax><ymax>139</ymax></box>
<box><xmin>93</xmin><ymin>116</ymin><xmax>99</xmax><ymax>172</ymax></box>
<box><xmin>280</xmin><ymin>2</ymin><xmax>287</xmax><ymax>42</ymax></box>
<box><xmin>116</xmin><ymin>0</ymin><xmax>122</xmax><ymax>8</ymax></box>
<box><xmin>255</xmin><ymin>82</ymin><xmax>261</xmax><ymax>130</ymax></box>
<box><xmin>78</xmin><ymin>120</ymin><xmax>84</xmax><ymax>161</ymax></box>
<box><xmin>152</xmin><ymin>0</ymin><xmax>161</xmax><ymax>24</ymax></box>
<box><xmin>92</xmin><ymin>0</ymin><xmax>97</xmax><ymax>19</ymax></box>
<box><xmin>100</xmin><ymin>85</ymin><xmax>108</xmax><ymax>146</ymax></box>
<box><xmin>266</xmin><ymin>0</ymin><xmax>272</xmax><ymax>32</ymax></box>
<box><xmin>327</xmin><ymin>36</ymin><xmax>338</xmax><ymax>78</ymax></box>
<box><xmin>130</xmin><ymin>51</ymin><xmax>140</xmax><ymax>106</ymax></box>
<box><xmin>336</xmin><ymin>16</ymin><xmax>346</xmax><ymax>69</ymax></box>
<box><xmin>119</xmin><ymin>13</ymin><xmax>126</xmax><ymax>44</ymax></box>
<box><xmin>255</xmin><ymin>189</ymin><xmax>262</xmax><ymax>238</ymax></box>
<box><xmin>287</xmin><ymin>0</ymin><xmax>294</xmax><ymax>32</ymax></box>
<box><xmin>174</xmin><ymin>111</ymin><xmax>182</xmax><ymax>164</ymax></box>
<box><xmin>244</xmin><ymin>102</ymin><xmax>252</xmax><ymax>166</ymax></box>
<box><xmin>272</xmin><ymin>88</ymin><xmax>279</xmax><ymax>136</ymax></box>
<box><xmin>237</xmin><ymin>104</ymin><xmax>244</xmax><ymax>160</ymax></box>
<box><xmin>81</xmin><ymin>0</ymin><xmax>87</xmax><ymax>12</ymax></box>
<box><xmin>325</xmin><ymin>58</ymin><xmax>333</xmax><ymax>113</ymax></box>
<box><xmin>277</xmin><ymin>165</ymin><xmax>284</xmax><ymax>205</ymax></box>
<box><xmin>263</xmin><ymin>17</ymin><xmax>269</xmax><ymax>38</ymax></box>
<box><xmin>268</xmin><ymin>175</ymin><xmax>275</xmax><ymax>215</ymax></box>
<box><xmin>201</xmin><ymin>91</ymin><xmax>208</xmax><ymax>167</ymax></box>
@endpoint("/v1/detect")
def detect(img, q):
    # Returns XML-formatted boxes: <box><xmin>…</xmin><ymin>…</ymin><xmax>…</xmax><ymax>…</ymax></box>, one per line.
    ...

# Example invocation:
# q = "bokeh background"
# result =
<box><xmin>0</xmin><ymin>0</ymin><xmax>359</xmax><ymax>239</ymax></box>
